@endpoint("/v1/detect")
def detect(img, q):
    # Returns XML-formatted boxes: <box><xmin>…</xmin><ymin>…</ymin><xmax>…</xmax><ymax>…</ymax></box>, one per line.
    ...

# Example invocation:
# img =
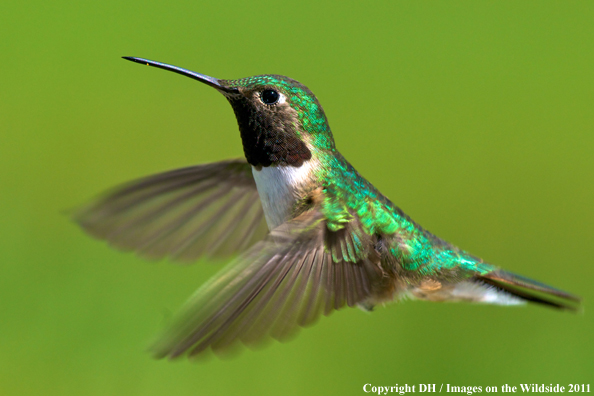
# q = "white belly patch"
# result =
<box><xmin>252</xmin><ymin>163</ymin><xmax>315</xmax><ymax>230</ymax></box>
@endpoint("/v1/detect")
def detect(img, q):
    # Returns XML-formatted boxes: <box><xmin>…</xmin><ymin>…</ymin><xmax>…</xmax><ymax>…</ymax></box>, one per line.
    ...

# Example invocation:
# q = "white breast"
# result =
<box><xmin>252</xmin><ymin>163</ymin><xmax>315</xmax><ymax>230</ymax></box>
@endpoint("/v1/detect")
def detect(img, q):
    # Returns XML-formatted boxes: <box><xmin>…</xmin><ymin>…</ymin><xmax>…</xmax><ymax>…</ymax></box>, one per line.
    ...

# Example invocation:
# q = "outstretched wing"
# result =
<box><xmin>151</xmin><ymin>208</ymin><xmax>383</xmax><ymax>359</ymax></box>
<box><xmin>74</xmin><ymin>160</ymin><xmax>268</xmax><ymax>262</ymax></box>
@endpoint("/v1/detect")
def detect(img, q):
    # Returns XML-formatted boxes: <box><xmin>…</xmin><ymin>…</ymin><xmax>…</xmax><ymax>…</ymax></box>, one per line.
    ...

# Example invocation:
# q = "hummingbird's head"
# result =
<box><xmin>218</xmin><ymin>75</ymin><xmax>335</xmax><ymax>167</ymax></box>
<box><xmin>123</xmin><ymin>57</ymin><xmax>335</xmax><ymax>168</ymax></box>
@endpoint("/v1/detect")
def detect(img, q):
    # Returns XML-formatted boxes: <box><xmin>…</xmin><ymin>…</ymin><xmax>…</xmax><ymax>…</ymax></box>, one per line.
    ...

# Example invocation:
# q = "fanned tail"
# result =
<box><xmin>476</xmin><ymin>270</ymin><xmax>581</xmax><ymax>311</ymax></box>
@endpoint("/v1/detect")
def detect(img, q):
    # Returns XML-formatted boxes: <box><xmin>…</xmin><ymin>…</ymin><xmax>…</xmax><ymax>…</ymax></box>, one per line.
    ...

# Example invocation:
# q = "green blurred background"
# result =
<box><xmin>1</xmin><ymin>1</ymin><xmax>593</xmax><ymax>395</ymax></box>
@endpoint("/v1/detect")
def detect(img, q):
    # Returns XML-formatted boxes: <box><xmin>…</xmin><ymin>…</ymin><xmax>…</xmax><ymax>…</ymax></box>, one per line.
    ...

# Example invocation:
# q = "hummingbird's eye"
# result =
<box><xmin>260</xmin><ymin>89</ymin><xmax>280</xmax><ymax>105</ymax></box>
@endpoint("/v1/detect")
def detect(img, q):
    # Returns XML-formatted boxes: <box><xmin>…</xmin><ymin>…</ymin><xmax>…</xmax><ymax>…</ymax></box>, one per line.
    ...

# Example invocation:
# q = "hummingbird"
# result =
<box><xmin>75</xmin><ymin>56</ymin><xmax>580</xmax><ymax>359</ymax></box>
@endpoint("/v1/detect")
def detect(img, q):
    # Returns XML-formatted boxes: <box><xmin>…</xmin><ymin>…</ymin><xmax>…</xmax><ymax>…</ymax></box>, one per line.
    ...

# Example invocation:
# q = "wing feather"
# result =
<box><xmin>151</xmin><ymin>209</ymin><xmax>382</xmax><ymax>359</ymax></box>
<box><xmin>74</xmin><ymin>159</ymin><xmax>267</xmax><ymax>261</ymax></box>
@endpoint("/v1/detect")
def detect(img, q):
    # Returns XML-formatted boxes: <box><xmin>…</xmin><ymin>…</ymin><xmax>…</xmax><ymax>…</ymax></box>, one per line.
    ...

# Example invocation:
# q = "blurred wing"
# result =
<box><xmin>74</xmin><ymin>159</ymin><xmax>268</xmax><ymax>262</ymax></box>
<box><xmin>151</xmin><ymin>209</ymin><xmax>383</xmax><ymax>359</ymax></box>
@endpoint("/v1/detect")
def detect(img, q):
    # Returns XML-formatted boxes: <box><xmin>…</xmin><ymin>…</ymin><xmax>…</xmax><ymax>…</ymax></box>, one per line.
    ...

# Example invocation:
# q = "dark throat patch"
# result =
<box><xmin>228</xmin><ymin>98</ymin><xmax>312</xmax><ymax>168</ymax></box>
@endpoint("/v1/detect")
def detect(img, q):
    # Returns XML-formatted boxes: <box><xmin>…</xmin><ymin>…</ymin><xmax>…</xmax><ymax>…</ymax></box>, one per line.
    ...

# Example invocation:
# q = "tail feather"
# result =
<box><xmin>477</xmin><ymin>270</ymin><xmax>581</xmax><ymax>312</ymax></box>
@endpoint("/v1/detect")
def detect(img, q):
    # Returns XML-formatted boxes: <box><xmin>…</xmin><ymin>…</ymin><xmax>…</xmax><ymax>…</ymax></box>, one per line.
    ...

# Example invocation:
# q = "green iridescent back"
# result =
<box><xmin>315</xmin><ymin>151</ymin><xmax>495</xmax><ymax>278</ymax></box>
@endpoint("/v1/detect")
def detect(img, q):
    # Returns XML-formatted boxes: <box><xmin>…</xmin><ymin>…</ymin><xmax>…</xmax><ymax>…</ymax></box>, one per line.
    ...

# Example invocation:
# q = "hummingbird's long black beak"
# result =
<box><xmin>122</xmin><ymin>56</ymin><xmax>238</xmax><ymax>94</ymax></box>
